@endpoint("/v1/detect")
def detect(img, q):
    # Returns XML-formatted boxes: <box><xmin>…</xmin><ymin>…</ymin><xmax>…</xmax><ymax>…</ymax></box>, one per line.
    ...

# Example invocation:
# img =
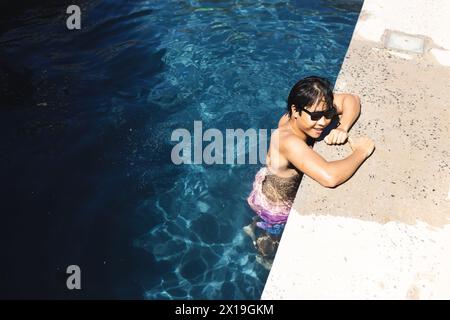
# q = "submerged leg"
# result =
<box><xmin>243</xmin><ymin>216</ymin><xmax>258</xmax><ymax>247</ymax></box>
<box><xmin>255</xmin><ymin>255</ymin><xmax>273</xmax><ymax>270</ymax></box>
<box><xmin>255</xmin><ymin>232</ymin><xmax>281</xmax><ymax>260</ymax></box>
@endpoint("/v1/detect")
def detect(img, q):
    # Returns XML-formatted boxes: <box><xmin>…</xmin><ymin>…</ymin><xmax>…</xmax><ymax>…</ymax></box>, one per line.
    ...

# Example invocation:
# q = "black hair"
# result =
<box><xmin>286</xmin><ymin>76</ymin><xmax>334</xmax><ymax>117</ymax></box>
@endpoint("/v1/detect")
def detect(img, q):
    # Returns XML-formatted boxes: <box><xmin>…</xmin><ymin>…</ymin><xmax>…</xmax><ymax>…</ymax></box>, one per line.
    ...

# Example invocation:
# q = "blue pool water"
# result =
<box><xmin>0</xmin><ymin>0</ymin><xmax>363</xmax><ymax>298</ymax></box>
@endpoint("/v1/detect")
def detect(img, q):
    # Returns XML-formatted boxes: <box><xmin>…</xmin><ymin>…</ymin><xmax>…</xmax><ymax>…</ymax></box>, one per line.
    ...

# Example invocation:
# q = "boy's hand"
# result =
<box><xmin>324</xmin><ymin>127</ymin><xmax>348</xmax><ymax>145</ymax></box>
<box><xmin>348</xmin><ymin>136</ymin><xmax>375</xmax><ymax>158</ymax></box>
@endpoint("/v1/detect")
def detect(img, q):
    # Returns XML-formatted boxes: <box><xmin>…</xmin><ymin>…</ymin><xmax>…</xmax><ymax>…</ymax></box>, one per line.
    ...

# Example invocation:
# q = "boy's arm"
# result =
<box><xmin>333</xmin><ymin>93</ymin><xmax>361</xmax><ymax>132</ymax></box>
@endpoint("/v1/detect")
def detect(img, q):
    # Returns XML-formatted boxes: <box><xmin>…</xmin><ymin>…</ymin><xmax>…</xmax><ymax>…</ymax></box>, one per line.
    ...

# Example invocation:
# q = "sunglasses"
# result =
<box><xmin>302</xmin><ymin>106</ymin><xmax>337</xmax><ymax>121</ymax></box>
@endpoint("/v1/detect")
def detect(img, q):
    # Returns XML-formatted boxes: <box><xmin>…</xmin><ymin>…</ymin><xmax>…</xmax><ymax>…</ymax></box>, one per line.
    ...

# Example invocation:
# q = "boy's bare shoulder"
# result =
<box><xmin>277</xmin><ymin>113</ymin><xmax>290</xmax><ymax>128</ymax></box>
<box><xmin>276</xmin><ymin>126</ymin><xmax>308</xmax><ymax>153</ymax></box>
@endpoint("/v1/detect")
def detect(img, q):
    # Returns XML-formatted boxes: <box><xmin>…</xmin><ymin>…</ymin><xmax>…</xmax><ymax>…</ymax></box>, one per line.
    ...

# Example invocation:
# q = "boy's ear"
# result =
<box><xmin>290</xmin><ymin>104</ymin><xmax>297</xmax><ymax>116</ymax></box>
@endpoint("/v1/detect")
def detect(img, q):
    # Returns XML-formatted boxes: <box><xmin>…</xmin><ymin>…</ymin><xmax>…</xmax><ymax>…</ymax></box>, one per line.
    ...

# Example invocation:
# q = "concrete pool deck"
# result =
<box><xmin>262</xmin><ymin>0</ymin><xmax>450</xmax><ymax>299</ymax></box>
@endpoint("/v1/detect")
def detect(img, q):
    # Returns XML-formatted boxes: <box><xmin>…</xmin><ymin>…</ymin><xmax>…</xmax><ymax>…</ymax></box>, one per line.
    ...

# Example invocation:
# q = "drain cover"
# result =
<box><xmin>385</xmin><ymin>31</ymin><xmax>425</xmax><ymax>54</ymax></box>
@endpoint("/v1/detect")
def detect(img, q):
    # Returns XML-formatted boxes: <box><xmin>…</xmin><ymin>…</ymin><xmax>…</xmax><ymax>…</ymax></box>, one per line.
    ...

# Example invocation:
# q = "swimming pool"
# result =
<box><xmin>0</xmin><ymin>0</ymin><xmax>363</xmax><ymax>299</ymax></box>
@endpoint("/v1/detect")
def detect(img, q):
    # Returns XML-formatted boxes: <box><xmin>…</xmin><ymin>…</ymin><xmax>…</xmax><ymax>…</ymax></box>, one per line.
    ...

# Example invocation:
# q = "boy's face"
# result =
<box><xmin>293</xmin><ymin>98</ymin><xmax>332</xmax><ymax>138</ymax></box>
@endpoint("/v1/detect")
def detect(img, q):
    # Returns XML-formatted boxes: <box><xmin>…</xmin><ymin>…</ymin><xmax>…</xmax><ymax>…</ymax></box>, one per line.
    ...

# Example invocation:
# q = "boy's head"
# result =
<box><xmin>287</xmin><ymin>76</ymin><xmax>334</xmax><ymax>117</ymax></box>
<box><xmin>287</xmin><ymin>76</ymin><xmax>336</xmax><ymax>139</ymax></box>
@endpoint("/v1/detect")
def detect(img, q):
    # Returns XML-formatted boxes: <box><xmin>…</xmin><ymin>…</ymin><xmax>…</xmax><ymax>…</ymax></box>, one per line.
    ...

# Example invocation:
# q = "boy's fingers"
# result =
<box><xmin>343</xmin><ymin>135</ymin><xmax>348</xmax><ymax>143</ymax></box>
<box><xmin>332</xmin><ymin>134</ymin><xmax>338</xmax><ymax>144</ymax></box>
<box><xmin>327</xmin><ymin>135</ymin><xmax>334</xmax><ymax>144</ymax></box>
